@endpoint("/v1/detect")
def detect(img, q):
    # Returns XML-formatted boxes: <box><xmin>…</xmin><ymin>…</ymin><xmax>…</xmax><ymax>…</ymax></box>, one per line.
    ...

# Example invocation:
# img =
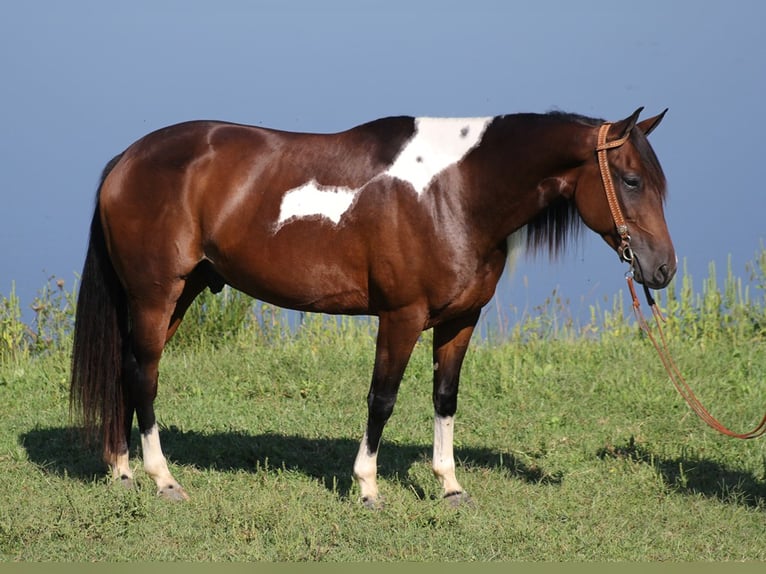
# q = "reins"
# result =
<box><xmin>597</xmin><ymin>123</ymin><xmax>766</xmax><ymax>439</ymax></box>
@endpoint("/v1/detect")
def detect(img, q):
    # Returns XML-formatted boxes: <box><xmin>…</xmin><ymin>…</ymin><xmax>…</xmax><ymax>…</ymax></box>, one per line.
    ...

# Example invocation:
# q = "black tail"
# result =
<box><xmin>70</xmin><ymin>154</ymin><xmax>129</xmax><ymax>460</ymax></box>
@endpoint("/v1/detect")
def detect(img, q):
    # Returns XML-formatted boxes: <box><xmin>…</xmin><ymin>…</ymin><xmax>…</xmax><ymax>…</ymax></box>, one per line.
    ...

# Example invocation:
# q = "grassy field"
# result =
<box><xmin>1</xmin><ymin>252</ymin><xmax>766</xmax><ymax>561</ymax></box>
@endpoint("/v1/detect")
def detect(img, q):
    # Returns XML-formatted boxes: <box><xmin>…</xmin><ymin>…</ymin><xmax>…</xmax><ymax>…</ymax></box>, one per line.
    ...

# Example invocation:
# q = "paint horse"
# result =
<box><xmin>70</xmin><ymin>108</ymin><xmax>675</xmax><ymax>505</ymax></box>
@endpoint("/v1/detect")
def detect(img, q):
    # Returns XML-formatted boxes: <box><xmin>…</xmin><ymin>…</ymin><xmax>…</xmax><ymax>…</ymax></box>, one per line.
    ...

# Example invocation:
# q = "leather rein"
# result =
<box><xmin>596</xmin><ymin>123</ymin><xmax>766</xmax><ymax>439</ymax></box>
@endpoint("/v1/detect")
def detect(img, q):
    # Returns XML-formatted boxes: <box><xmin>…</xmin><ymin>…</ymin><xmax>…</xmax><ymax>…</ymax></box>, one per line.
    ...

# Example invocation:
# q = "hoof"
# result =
<box><xmin>443</xmin><ymin>490</ymin><xmax>474</xmax><ymax>508</ymax></box>
<box><xmin>361</xmin><ymin>496</ymin><xmax>385</xmax><ymax>510</ymax></box>
<box><xmin>158</xmin><ymin>483</ymin><xmax>190</xmax><ymax>501</ymax></box>
<box><xmin>118</xmin><ymin>475</ymin><xmax>135</xmax><ymax>490</ymax></box>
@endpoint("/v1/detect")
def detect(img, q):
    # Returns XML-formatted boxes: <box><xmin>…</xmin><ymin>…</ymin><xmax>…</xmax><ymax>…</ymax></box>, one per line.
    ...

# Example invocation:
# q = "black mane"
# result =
<box><xmin>543</xmin><ymin>110</ymin><xmax>604</xmax><ymax>126</ymax></box>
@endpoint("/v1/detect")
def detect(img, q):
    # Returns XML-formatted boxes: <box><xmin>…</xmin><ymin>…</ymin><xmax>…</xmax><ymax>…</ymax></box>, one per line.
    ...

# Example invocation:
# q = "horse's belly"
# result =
<box><xmin>216</xmin><ymin>251</ymin><xmax>371</xmax><ymax>315</ymax></box>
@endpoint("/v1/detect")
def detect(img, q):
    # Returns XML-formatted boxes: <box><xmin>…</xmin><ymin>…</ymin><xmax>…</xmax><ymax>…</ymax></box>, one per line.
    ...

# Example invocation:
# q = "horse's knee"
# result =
<box><xmin>433</xmin><ymin>389</ymin><xmax>458</xmax><ymax>418</ymax></box>
<box><xmin>367</xmin><ymin>392</ymin><xmax>397</xmax><ymax>423</ymax></box>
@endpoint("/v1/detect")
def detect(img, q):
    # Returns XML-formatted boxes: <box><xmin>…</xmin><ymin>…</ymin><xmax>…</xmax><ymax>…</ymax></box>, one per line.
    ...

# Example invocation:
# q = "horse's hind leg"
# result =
<box><xmin>125</xmin><ymin>281</ymin><xmax>190</xmax><ymax>501</ymax></box>
<box><xmin>165</xmin><ymin>264</ymin><xmax>212</xmax><ymax>343</ymax></box>
<box><xmin>106</xmin><ymin>410</ymin><xmax>135</xmax><ymax>489</ymax></box>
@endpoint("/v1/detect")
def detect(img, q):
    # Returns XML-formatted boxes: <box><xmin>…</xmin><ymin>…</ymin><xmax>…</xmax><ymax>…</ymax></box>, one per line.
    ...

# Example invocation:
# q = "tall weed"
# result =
<box><xmin>1</xmin><ymin>276</ymin><xmax>77</xmax><ymax>362</ymax></box>
<box><xmin>27</xmin><ymin>276</ymin><xmax>77</xmax><ymax>355</ymax></box>
<box><xmin>654</xmin><ymin>251</ymin><xmax>766</xmax><ymax>344</ymax></box>
<box><xmin>1</xmin><ymin>246</ymin><xmax>765</xmax><ymax>358</ymax></box>
<box><xmin>0</xmin><ymin>283</ymin><xmax>26</xmax><ymax>361</ymax></box>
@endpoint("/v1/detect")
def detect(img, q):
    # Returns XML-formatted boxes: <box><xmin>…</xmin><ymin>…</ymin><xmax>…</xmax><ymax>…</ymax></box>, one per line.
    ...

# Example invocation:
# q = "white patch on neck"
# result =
<box><xmin>277</xmin><ymin>179</ymin><xmax>357</xmax><ymax>228</ymax></box>
<box><xmin>385</xmin><ymin>117</ymin><xmax>492</xmax><ymax>195</ymax></box>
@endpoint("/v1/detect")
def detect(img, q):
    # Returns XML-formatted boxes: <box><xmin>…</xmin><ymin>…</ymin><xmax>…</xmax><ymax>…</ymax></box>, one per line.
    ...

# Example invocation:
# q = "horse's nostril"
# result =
<box><xmin>656</xmin><ymin>263</ymin><xmax>673</xmax><ymax>286</ymax></box>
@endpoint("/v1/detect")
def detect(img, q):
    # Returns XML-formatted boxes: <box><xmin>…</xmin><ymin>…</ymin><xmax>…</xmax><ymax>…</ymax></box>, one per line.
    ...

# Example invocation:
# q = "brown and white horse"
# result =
<box><xmin>70</xmin><ymin>108</ymin><xmax>675</xmax><ymax>505</ymax></box>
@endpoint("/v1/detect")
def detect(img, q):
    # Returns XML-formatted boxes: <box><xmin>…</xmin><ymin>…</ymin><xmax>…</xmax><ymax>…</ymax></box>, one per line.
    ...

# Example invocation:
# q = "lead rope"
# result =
<box><xmin>626</xmin><ymin>275</ymin><xmax>766</xmax><ymax>439</ymax></box>
<box><xmin>598</xmin><ymin>122</ymin><xmax>766</xmax><ymax>439</ymax></box>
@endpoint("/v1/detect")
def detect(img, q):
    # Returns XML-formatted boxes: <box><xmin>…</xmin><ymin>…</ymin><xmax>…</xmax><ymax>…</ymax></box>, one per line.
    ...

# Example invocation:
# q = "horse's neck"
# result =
<box><xmin>462</xmin><ymin>117</ymin><xmax>588</xmax><ymax>247</ymax></box>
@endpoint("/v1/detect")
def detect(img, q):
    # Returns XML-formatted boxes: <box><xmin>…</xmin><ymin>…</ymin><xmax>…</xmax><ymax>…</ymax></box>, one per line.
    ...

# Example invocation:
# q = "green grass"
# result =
<box><xmin>1</xmin><ymin>249</ymin><xmax>766</xmax><ymax>561</ymax></box>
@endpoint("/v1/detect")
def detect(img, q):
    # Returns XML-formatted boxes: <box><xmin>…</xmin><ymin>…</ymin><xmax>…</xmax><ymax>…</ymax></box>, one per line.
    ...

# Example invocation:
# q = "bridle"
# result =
<box><xmin>596</xmin><ymin>123</ymin><xmax>634</xmax><ymax>266</ymax></box>
<box><xmin>596</xmin><ymin>122</ymin><xmax>766</xmax><ymax>439</ymax></box>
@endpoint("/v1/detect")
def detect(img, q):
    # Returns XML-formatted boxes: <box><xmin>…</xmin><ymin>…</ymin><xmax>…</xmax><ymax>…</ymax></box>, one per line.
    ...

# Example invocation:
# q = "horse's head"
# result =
<box><xmin>574</xmin><ymin>108</ymin><xmax>676</xmax><ymax>289</ymax></box>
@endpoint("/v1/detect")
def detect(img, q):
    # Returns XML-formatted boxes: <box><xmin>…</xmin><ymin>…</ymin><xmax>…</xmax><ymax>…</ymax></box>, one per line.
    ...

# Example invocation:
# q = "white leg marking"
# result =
<box><xmin>276</xmin><ymin>179</ymin><xmax>358</xmax><ymax>228</ymax></box>
<box><xmin>141</xmin><ymin>424</ymin><xmax>188</xmax><ymax>499</ymax></box>
<box><xmin>110</xmin><ymin>451</ymin><xmax>133</xmax><ymax>484</ymax></box>
<box><xmin>353</xmin><ymin>431</ymin><xmax>379</xmax><ymax>503</ymax></box>
<box><xmin>385</xmin><ymin>117</ymin><xmax>492</xmax><ymax>195</ymax></box>
<box><xmin>433</xmin><ymin>414</ymin><xmax>463</xmax><ymax>495</ymax></box>
<box><xmin>141</xmin><ymin>424</ymin><xmax>171</xmax><ymax>481</ymax></box>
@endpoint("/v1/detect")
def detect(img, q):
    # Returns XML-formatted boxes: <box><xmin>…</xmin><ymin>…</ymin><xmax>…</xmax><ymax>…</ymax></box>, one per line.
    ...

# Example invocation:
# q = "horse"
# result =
<box><xmin>70</xmin><ymin>107</ymin><xmax>676</xmax><ymax>506</ymax></box>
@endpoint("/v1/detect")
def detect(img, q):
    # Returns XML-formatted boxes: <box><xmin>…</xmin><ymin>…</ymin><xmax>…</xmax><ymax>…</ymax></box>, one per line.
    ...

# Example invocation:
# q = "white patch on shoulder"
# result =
<box><xmin>385</xmin><ymin>117</ymin><xmax>492</xmax><ymax>195</ymax></box>
<box><xmin>277</xmin><ymin>179</ymin><xmax>357</xmax><ymax>228</ymax></box>
<box><xmin>273</xmin><ymin>117</ymin><xmax>493</xmax><ymax>232</ymax></box>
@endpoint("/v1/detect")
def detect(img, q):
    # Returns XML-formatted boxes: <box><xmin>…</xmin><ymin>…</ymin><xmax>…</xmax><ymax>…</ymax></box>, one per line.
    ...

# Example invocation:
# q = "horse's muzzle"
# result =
<box><xmin>634</xmin><ymin>259</ymin><xmax>676</xmax><ymax>290</ymax></box>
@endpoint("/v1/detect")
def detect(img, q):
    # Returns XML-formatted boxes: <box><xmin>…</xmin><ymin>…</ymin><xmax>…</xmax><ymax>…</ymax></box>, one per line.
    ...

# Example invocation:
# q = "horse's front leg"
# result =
<box><xmin>353</xmin><ymin>307</ymin><xmax>425</xmax><ymax>508</ymax></box>
<box><xmin>431</xmin><ymin>311</ymin><xmax>479</xmax><ymax>506</ymax></box>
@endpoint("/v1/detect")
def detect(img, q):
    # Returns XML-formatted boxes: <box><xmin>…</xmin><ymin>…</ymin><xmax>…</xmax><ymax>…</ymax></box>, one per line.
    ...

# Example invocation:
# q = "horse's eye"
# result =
<box><xmin>622</xmin><ymin>174</ymin><xmax>641</xmax><ymax>190</ymax></box>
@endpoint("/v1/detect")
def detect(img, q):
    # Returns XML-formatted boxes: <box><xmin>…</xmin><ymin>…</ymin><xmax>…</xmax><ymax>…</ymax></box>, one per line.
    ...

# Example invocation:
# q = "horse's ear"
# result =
<box><xmin>612</xmin><ymin>107</ymin><xmax>644</xmax><ymax>140</ymax></box>
<box><xmin>636</xmin><ymin>108</ymin><xmax>668</xmax><ymax>136</ymax></box>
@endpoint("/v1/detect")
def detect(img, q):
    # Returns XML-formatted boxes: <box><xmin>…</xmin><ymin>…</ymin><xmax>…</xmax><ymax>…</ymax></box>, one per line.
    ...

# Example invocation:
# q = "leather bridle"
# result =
<box><xmin>596</xmin><ymin>122</ymin><xmax>635</xmax><ymax>265</ymax></box>
<box><xmin>596</xmin><ymin>122</ymin><xmax>766</xmax><ymax>439</ymax></box>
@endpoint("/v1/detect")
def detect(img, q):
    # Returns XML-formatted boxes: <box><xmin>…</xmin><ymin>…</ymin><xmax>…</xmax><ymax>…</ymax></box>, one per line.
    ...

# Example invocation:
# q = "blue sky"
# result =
<box><xmin>1</xmin><ymin>1</ymin><xmax>764</xmax><ymax>330</ymax></box>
